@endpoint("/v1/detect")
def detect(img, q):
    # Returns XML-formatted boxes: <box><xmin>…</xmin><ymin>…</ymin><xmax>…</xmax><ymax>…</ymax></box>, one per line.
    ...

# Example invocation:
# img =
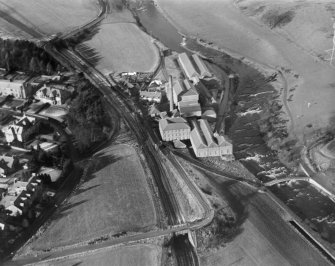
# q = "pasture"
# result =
<box><xmin>29</xmin><ymin>144</ymin><xmax>157</xmax><ymax>250</ymax></box>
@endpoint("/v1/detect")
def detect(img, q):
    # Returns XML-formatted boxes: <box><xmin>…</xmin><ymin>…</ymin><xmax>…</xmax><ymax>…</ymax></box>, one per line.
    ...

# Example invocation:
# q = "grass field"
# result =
<box><xmin>157</xmin><ymin>0</ymin><xmax>335</xmax><ymax>140</ymax></box>
<box><xmin>0</xmin><ymin>0</ymin><xmax>99</xmax><ymax>38</ymax></box>
<box><xmin>28</xmin><ymin>144</ymin><xmax>157</xmax><ymax>251</ymax></box>
<box><xmin>79</xmin><ymin>22</ymin><xmax>160</xmax><ymax>74</ymax></box>
<box><xmin>49</xmin><ymin>244</ymin><xmax>162</xmax><ymax>266</ymax></box>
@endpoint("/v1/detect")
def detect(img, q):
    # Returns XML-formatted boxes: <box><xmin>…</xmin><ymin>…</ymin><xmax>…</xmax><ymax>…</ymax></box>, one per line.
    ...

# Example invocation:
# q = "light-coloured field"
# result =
<box><xmin>0</xmin><ymin>0</ymin><xmax>99</xmax><ymax>38</ymax></box>
<box><xmin>80</xmin><ymin>22</ymin><xmax>160</xmax><ymax>74</ymax></box>
<box><xmin>158</xmin><ymin>0</ymin><xmax>335</xmax><ymax>139</ymax></box>
<box><xmin>46</xmin><ymin>244</ymin><xmax>162</xmax><ymax>266</ymax></box>
<box><xmin>29</xmin><ymin>144</ymin><xmax>157</xmax><ymax>251</ymax></box>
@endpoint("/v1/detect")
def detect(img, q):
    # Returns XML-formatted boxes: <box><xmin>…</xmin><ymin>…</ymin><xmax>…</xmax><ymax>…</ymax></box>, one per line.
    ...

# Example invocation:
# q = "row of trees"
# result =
<box><xmin>0</xmin><ymin>39</ymin><xmax>60</xmax><ymax>74</ymax></box>
<box><xmin>67</xmin><ymin>84</ymin><xmax>110</xmax><ymax>153</ymax></box>
<box><xmin>257</xmin><ymin>99</ymin><xmax>301</xmax><ymax>168</ymax></box>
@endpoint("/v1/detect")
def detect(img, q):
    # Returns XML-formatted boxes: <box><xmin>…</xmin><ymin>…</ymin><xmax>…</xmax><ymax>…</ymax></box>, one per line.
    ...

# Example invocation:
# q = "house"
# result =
<box><xmin>159</xmin><ymin>117</ymin><xmax>190</xmax><ymax>141</ymax></box>
<box><xmin>0</xmin><ymin>155</ymin><xmax>19</xmax><ymax>176</ymax></box>
<box><xmin>35</xmin><ymin>83</ymin><xmax>73</xmax><ymax>105</ymax></box>
<box><xmin>178</xmin><ymin>53</ymin><xmax>199</xmax><ymax>80</ymax></box>
<box><xmin>0</xmin><ymin>72</ymin><xmax>30</xmax><ymax>99</ymax></box>
<box><xmin>2</xmin><ymin>115</ymin><xmax>35</xmax><ymax>143</ymax></box>
<box><xmin>0</xmin><ymin>175</ymin><xmax>42</xmax><ymax>217</ymax></box>
<box><xmin>192</xmin><ymin>54</ymin><xmax>212</xmax><ymax>78</ymax></box>
<box><xmin>190</xmin><ymin>119</ymin><xmax>232</xmax><ymax>157</ymax></box>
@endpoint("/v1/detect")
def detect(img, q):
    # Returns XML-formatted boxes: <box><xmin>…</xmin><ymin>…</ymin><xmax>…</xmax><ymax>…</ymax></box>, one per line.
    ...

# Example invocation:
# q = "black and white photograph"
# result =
<box><xmin>0</xmin><ymin>0</ymin><xmax>335</xmax><ymax>265</ymax></box>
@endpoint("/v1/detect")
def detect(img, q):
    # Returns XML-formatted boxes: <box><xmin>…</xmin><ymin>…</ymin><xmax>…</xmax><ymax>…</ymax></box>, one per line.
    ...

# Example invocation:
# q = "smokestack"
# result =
<box><xmin>169</xmin><ymin>75</ymin><xmax>173</xmax><ymax>111</ymax></box>
<box><xmin>228</xmin><ymin>74</ymin><xmax>234</xmax><ymax>93</ymax></box>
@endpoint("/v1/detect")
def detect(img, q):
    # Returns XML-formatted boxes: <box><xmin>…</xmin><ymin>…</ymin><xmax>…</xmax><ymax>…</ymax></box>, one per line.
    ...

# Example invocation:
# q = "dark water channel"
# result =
<box><xmin>134</xmin><ymin>0</ymin><xmax>335</xmax><ymax>246</ymax></box>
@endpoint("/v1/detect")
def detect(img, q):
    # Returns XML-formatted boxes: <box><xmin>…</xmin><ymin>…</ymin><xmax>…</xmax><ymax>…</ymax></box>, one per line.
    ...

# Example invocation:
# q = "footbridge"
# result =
<box><xmin>264</xmin><ymin>177</ymin><xmax>310</xmax><ymax>187</ymax></box>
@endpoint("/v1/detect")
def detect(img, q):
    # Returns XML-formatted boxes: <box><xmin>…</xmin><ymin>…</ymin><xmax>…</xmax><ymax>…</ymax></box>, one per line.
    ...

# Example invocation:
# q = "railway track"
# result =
<box><xmin>47</xmin><ymin>45</ymin><xmax>184</xmax><ymax>225</ymax></box>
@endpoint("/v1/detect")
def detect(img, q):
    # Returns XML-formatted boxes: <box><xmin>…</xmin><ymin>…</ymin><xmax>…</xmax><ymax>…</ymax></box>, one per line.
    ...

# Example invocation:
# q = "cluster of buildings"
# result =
<box><xmin>0</xmin><ymin>70</ymin><xmax>75</xmax><ymax>106</ymax></box>
<box><xmin>2</xmin><ymin>115</ymin><xmax>36</xmax><ymax>144</ymax></box>
<box><xmin>178</xmin><ymin>53</ymin><xmax>212</xmax><ymax>82</ymax></box>
<box><xmin>159</xmin><ymin>116</ymin><xmax>233</xmax><ymax>158</ymax></box>
<box><xmin>157</xmin><ymin>53</ymin><xmax>233</xmax><ymax>159</ymax></box>
<box><xmin>0</xmin><ymin>174</ymin><xmax>43</xmax><ymax>220</ymax></box>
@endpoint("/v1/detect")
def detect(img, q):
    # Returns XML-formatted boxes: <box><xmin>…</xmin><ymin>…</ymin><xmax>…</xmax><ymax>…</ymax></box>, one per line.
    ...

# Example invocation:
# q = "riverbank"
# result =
<box><xmin>139</xmin><ymin>0</ymin><xmax>335</xmax><ymax>259</ymax></box>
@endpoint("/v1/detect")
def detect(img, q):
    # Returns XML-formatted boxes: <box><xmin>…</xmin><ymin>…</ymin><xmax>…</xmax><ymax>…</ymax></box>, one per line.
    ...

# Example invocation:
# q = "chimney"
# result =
<box><xmin>169</xmin><ymin>75</ymin><xmax>173</xmax><ymax>112</ymax></box>
<box><xmin>228</xmin><ymin>74</ymin><xmax>234</xmax><ymax>93</ymax></box>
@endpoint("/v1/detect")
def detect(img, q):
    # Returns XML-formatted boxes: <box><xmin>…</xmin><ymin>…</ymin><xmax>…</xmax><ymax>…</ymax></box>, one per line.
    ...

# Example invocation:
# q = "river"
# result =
<box><xmin>134</xmin><ymin>0</ymin><xmax>335</xmax><ymax>248</ymax></box>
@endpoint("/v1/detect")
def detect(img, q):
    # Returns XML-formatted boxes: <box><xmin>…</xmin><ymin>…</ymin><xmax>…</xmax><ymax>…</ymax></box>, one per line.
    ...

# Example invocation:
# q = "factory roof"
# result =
<box><xmin>159</xmin><ymin>117</ymin><xmax>190</xmax><ymax>132</ymax></box>
<box><xmin>192</xmin><ymin>54</ymin><xmax>212</xmax><ymax>78</ymax></box>
<box><xmin>178</xmin><ymin>53</ymin><xmax>199</xmax><ymax>79</ymax></box>
<box><xmin>191</xmin><ymin>119</ymin><xmax>231</xmax><ymax>149</ymax></box>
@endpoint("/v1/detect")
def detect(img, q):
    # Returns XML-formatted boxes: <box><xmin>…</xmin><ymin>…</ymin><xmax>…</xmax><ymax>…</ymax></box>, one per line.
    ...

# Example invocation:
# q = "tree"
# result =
<box><xmin>29</xmin><ymin>56</ymin><xmax>40</xmax><ymax>73</ymax></box>
<box><xmin>46</xmin><ymin>61</ymin><xmax>54</xmax><ymax>74</ymax></box>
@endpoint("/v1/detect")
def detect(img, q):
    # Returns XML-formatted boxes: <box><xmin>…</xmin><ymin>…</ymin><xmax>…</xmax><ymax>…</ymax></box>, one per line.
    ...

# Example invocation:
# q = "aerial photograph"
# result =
<box><xmin>0</xmin><ymin>0</ymin><xmax>335</xmax><ymax>265</ymax></box>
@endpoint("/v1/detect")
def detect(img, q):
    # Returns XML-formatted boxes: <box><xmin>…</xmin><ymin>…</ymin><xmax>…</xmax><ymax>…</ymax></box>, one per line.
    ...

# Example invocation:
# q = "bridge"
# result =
<box><xmin>264</xmin><ymin>177</ymin><xmax>310</xmax><ymax>187</ymax></box>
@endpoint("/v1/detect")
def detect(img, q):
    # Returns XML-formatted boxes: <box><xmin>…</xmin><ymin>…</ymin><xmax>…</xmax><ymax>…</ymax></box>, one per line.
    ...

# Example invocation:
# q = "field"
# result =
<box><xmin>27</xmin><ymin>144</ymin><xmax>157</xmax><ymax>251</ymax></box>
<box><xmin>0</xmin><ymin>0</ymin><xmax>99</xmax><ymax>39</ymax></box>
<box><xmin>46</xmin><ymin>244</ymin><xmax>162</xmax><ymax>266</ymax></box>
<box><xmin>79</xmin><ymin>22</ymin><xmax>160</xmax><ymax>74</ymax></box>
<box><xmin>157</xmin><ymin>0</ymin><xmax>335</xmax><ymax>140</ymax></box>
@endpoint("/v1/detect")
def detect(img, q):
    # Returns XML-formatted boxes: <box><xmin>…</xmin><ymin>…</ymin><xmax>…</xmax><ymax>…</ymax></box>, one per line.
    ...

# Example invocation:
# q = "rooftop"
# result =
<box><xmin>159</xmin><ymin>117</ymin><xmax>190</xmax><ymax>132</ymax></box>
<box><xmin>178</xmin><ymin>53</ymin><xmax>199</xmax><ymax>79</ymax></box>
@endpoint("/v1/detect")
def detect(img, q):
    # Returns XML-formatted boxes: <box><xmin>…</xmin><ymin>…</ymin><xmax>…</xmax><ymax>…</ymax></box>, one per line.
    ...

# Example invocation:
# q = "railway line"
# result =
<box><xmin>47</xmin><ymin>45</ymin><xmax>185</xmax><ymax>225</ymax></box>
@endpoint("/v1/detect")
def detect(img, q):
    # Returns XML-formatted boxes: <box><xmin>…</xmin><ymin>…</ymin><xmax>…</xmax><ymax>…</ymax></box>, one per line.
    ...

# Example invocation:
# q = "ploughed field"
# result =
<box><xmin>25</xmin><ymin>144</ymin><xmax>157</xmax><ymax>251</ymax></box>
<box><xmin>0</xmin><ymin>0</ymin><xmax>99</xmax><ymax>38</ymax></box>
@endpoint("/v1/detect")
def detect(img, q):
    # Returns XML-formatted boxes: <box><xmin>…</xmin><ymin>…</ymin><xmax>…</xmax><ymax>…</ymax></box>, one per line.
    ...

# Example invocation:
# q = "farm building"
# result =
<box><xmin>192</xmin><ymin>54</ymin><xmax>212</xmax><ymax>78</ymax></box>
<box><xmin>178</xmin><ymin>53</ymin><xmax>199</xmax><ymax>80</ymax></box>
<box><xmin>190</xmin><ymin>119</ymin><xmax>232</xmax><ymax>157</ymax></box>
<box><xmin>159</xmin><ymin>117</ymin><xmax>190</xmax><ymax>141</ymax></box>
<box><xmin>35</xmin><ymin>83</ymin><xmax>74</xmax><ymax>105</ymax></box>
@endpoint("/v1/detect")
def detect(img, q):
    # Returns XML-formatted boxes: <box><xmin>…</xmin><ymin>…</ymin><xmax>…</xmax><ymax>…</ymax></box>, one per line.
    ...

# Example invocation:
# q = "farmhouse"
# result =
<box><xmin>35</xmin><ymin>83</ymin><xmax>74</xmax><ymax>105</ymax></box>
<box><xmin>159</xmin><ymin>117</ymin><xmax>190</xmax><ymax>141</ymax></box>
<box><xmin>178</xmin><ymin>53</ymin><xmax>198</xmax><ymax>80</ymax></box>
<box><xmin>190</xmin><ymin>119</ymin><xmax>232</xmax><ymax>157</ymax></box>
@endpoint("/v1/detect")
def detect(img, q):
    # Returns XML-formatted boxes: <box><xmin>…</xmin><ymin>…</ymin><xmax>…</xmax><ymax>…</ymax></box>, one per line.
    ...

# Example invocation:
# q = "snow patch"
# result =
<box><xmin>237</xmin><ymin>108</ymin><xmax>262</xmax><ymax>117</ymax></box>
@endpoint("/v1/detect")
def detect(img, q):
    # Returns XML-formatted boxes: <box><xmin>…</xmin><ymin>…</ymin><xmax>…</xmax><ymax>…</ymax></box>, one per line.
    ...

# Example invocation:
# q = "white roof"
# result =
<box><xmin>178</xmin><ymin>53</ymin><xmax>199</xmax><ymax>79</ymax></box>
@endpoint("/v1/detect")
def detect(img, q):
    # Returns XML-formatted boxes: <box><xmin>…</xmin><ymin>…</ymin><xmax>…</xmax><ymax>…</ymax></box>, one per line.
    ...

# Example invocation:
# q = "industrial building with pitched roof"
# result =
<box><xmin>190</xmin><ymin>119</ymin><xmax>232</xmax><ymax>157</ymax></box>
<box><xmin>166</xmin><ymin>78</ymin><xmax>202</xmax><ymax>117</ymax></box>
<box><xmin>159</xmin><ymin>117</ymin><xmax>191</xmax><ymax>141</ymax></box>
<box><xmin>178</xmin><ymin>53</ymin><xmax>199</xmax><ymax>80</ymax></box>
<box><xmin>192</xmin><ymin>54</ymin><xmax>212</xmax><ymax>78</ymax></box>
